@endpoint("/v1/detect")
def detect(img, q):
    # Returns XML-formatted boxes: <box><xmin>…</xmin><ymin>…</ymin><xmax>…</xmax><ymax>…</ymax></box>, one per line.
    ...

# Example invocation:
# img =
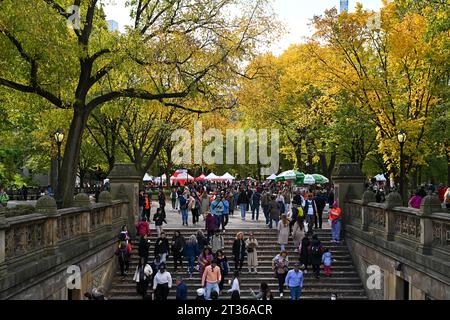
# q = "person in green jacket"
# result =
<box><xmin>0</xmin><ymin>187</ymin><xmax>9</xmax><ymax>207</ymax></box>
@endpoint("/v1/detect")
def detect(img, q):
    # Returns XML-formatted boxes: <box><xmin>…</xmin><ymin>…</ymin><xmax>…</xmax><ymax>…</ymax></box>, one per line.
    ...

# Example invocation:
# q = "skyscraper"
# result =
<box><xmin>107</xmin><ymin>20</ymin><xmax>119</xmax><ymax>32</ymax></box>
<box><xmin>340</xmin><ymin>0</ymin><xmax>349</xmax><ymax>13</ymax></box>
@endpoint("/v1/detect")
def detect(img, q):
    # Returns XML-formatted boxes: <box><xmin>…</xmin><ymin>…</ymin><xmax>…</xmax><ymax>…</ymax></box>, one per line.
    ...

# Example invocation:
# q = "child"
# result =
<box><xmin>322</xmin><ymin>248</ymin><xmax>332</xmax><ymax>277</ymax></box>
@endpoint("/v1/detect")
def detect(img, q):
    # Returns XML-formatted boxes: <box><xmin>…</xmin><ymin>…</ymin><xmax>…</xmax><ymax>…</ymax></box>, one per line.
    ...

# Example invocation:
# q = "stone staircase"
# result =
<box><xmin>107</xmin><ymin>228</ymin><xmax>368</xmax><ymax>300</ymax></box>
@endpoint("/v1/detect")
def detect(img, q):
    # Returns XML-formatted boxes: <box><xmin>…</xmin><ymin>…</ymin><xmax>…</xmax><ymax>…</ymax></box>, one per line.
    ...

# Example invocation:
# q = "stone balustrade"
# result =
<box><xmin>0</xmin><ymin>192</ymin><xmax>129</xmax><ymax>299</ymax></box>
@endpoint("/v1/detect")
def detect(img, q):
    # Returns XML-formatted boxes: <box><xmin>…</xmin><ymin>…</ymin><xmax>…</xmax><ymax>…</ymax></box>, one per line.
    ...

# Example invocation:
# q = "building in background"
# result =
<box><xmin>340</xmin><ymin>0</ymin><xmax>349</xmax><ymax>13</ymax></box>
<box><xmin>107</xmin><ymin>20</ymin><xmax>119</xmax><ymax>32</ymax></box>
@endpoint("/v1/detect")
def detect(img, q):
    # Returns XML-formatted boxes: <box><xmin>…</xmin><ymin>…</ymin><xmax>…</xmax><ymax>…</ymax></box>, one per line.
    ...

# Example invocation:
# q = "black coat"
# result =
<box><xmin>299</xmin><ymin>238</ymin><xmax>310</xmax><ymax>263</ymax></box>
<box><xmin>138</xmin><ymin>237</ymin><xmax>150</xmax><ymax>259</ymax></box>
<box><xmin>171</xmin><ymin>235</ymin><xmax>186</xmax><ymax>256</ymax></box>
<box><xmin>155</xmin><ymin>238</ymin><xmax>170</xmax><ymax>255</ymax></box>
<box><xmin>308</xmin><ymin>239</ymin><xmax>323</xmax><ymax>265</ymax></box>
<box><xmin>237</xmin><ymin>192</ymin><xmax>249</xmax><ymax>205</ymax></box>
<box><xmin>232</xmin><ymin>239</ymin><xmax>246</xmax><ymax>261</ymax></box>
<box><xmin>314</xmin><ymin>195</ymin><xmax>327</xmax><ymax>213</ymax></box>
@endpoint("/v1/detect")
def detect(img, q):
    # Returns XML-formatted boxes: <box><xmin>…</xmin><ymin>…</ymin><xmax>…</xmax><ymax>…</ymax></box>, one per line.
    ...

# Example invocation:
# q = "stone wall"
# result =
<box><xmin>343</xmin><ymin>192</ymin><xmax>450</xmax><ymax>300</ymax></box>
<box><xmin>0</xmin><ymin>192</ymin><xmax>129</xmax><ymax>300</ymax></box>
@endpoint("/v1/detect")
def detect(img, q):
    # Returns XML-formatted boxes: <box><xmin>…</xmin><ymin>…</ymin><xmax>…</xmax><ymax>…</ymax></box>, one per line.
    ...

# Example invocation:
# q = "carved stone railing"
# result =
<box><xmin>345</xmin><ymin>192</ymin><xmax>449</xmax><ymax>259</ymax></box>
<box><xmin>0</xmin><ymin>192</ymin><xmax>129</xmax><ymax>299</ymax></box>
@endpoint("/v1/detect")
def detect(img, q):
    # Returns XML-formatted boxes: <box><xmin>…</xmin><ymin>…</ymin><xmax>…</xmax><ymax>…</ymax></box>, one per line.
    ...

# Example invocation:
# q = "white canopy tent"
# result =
<box><xmin>266</xmin><ymin>174</ymin><xmax>277</xmax><ymax>181</ymax></box>
<box><xmin>375</xmin><ymin>174</ymin><xmax>387</xmax><ymax>182</ymax></box>
<box><xmin>221</xmin><ymin>172</ymin><xmax>236</xmax><ymax>181</ymax></box>
<box><xmin>205</xmin><ymin>173</ymin><xmax>220</xmax><ymax>181</ymax></box>
<box><xmin>143</xmin><ymin>173</ymin><xmax>153</xmax><ymax>181</ymax></box>
<box><xmin>153</xmin><ymin>174</ymin><xmax>167</xmax><ymax>183</ymax></box>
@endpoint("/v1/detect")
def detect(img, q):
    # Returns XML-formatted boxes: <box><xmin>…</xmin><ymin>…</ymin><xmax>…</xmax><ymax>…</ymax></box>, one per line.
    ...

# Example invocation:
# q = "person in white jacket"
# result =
<box><xmin>133</xmin><ymin>257</ymin><xmax>153</xmax><ymax>299</ymax></box>
<box><xmin>227</xmin><ymin>270</ymin><xmax>240</xmax><ymax>299</ymax></box>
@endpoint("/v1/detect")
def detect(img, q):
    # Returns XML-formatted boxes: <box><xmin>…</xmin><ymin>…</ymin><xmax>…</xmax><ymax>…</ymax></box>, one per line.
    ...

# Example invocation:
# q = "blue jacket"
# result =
<box><xmin>210</xmin><ymin>200</ymin><xmax>224</xmax><ymax>216</ymax></box>
<box><xmin>176</xmin><ymin>282</ymin><xmax>188</xmax><ymax>300</ymax></box>
<box><xmin>184</xmin><ymin>243</ymin><xmax>199</xmax><ymax>258</ymax></box>
<box><xmin>285</xmin><ymin>269</ymin><xmax>304</xmax><ymax>288</ymax></box>
<box><xmin>223</xmin><ymin>200</ymin><xmax>230</xmax><ymax>215</ymax></box>
<box><xmin>322</xmin><ymin>252</ymin><xmax>332</xmax><ymax>267</ymax></box>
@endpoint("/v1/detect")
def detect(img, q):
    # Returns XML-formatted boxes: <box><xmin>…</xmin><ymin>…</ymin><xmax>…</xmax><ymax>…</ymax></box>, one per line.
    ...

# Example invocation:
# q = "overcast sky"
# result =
<box><xmin>103</xmin><ymin>0</ymin><xmax>384</xmax><ymax>55</ymax></box>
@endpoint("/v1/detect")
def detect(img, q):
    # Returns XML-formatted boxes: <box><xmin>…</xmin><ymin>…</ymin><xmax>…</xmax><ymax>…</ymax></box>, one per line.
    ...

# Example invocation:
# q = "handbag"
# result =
<box><xmin>247</xmin><ymin>247</ymin><xmax>254</xmax><ymax>253</ymax></box>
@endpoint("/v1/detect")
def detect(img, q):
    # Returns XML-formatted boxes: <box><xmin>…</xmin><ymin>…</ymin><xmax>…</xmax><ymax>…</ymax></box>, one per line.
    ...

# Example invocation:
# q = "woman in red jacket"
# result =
<box><xmin>136</xmin><ymin>217</ymin><xmax>150</xmax><ymax>237</ymax></box>
<box><xmin>328</xmin><ymin>202</ymin><xmax>342</xmax><ymax>243</ymax></box>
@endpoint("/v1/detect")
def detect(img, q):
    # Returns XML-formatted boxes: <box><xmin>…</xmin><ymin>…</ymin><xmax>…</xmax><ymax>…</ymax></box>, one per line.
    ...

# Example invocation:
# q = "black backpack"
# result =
<box><xmin>312</xmin><ymin>243</ymin><xmax>321</xmax><ymax>257</ymax></box>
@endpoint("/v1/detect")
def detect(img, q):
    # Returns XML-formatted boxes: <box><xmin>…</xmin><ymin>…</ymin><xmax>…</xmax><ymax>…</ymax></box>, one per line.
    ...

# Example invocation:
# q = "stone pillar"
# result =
<box><xmin>361</xmin><ymin>190</ymin><xmax>376</xmax><ymax>232</ymax></box>
<box><xmin>36</xmin><ymin>195</ymin><xmax>59</xmax><ymax>255</ymax></box>
<box><xmin>332</xmin><ymin>163</ymin><xmax>365</xmax><ymax>231</ymax></box>
<box><xmin>418</xmin><ymin>195</ymin><xmax>441</xmax><ymax>255</ymax></box>
<box><xmin>73</xmin><ymin>193</ymin><xmax>92</xmax><ymax>237</ymax></box>
<box><xmin>0</xmin><ymin>206</ymin><xmax>8</xmax><ymax>278</ymax></box>
<box><xmin>98</xmin><ymin>191</ymin><xmax>113</xmax><ymax>231</ymax></box>
<box><xmin>384</xmin><ymin>192</ymin><xmax>402</xmax><ymax>241</ymax></box>
<box><xmin>108</xmin><ymin>163</ymin><xmax>141</xmax><ymax>238</ymax></box>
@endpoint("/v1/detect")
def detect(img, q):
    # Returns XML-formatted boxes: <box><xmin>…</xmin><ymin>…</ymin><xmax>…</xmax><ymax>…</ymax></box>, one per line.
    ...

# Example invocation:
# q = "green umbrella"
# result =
<box><xmin>275</xmin><ymin>170</ymin><xmax>305</xmax><ymax>182</ymax></box>
<box><xmin>303</xmin><ymin>174</ymin><xmax>316</xmax><ymax>185</ymax></box>
<box><xmin>312</xmin><ymin>174</ymin><xmax>329</xmax><ymax>184</ymax></box>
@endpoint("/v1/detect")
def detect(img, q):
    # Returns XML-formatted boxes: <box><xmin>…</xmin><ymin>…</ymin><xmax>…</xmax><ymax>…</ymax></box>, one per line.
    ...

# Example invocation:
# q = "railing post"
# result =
<box><xmin>384</xmin><ymin>192</ymin><xmax>402</xmax><ymax>241</ymax></box>
<box><xmin>74</xmin><ymin>193</ymin><xmax>92</xmax><ymax>237</ymax></box>
<box><xmin>361</xmin><ymin>191</ymin><xmax>376</xmax><ymax>232</ymax></box>
<box><xmin>418</xmin><ymin>195</ymin><xmax>441</xmax><ymax>255</ymax></box>
<box><xmin>35</xmin><ymin>195</ymin><xmax>59</xmax><ymax>256</ymax></box>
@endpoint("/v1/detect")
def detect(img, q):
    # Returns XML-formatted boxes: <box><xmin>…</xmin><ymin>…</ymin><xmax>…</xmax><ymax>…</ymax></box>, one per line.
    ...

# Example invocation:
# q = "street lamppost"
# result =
<box><xmin>54</xmin><ymin>129</ymin><xmax>65</xmax><ymax>188</ymax></box>
<box><xmin>397</xmin><ymin>129</ymin><xmax>407</xmax><ymax>202</ymax></box>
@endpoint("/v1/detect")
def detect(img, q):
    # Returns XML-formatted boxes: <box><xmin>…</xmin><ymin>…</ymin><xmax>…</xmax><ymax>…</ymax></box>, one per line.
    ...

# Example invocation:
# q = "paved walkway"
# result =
<box><xmin>149</xmin><ymin>202</ymin><xmax>332</xmax><ymax>231</ymax></box>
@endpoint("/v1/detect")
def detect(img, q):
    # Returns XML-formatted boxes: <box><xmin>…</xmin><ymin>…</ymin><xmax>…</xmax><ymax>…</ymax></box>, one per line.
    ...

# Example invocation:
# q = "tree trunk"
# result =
<box><xmin>56</xmin><ymin>108</ymin><xmax>90</xmax><ymax>208</ymax></box>
<box><xmin>447</xmin><ymin>150</ymin><xmax>450</xmax><ymax>187</ymax></box>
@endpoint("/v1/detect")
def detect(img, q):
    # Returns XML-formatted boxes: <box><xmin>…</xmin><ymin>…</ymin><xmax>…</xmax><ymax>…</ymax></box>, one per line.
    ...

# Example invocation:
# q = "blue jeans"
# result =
<box><xmin>280</xmin><ymin>244</ymin><xmax>286</xmax><ymax>251</ymax></box>
<box><xmin>289</xmin><ymin>286</ymin><xmax>301</xmax><ymax>300</ymax></box>
<box><xmin>332</xmin><ymin>219</ymin><xmax>341</xmax><ymax>241</ymax></box>
<box><xmin>252</xmin><ymin>203</ymin><xmax>260</xmax><ymax>220</ymax></box>
<box><xmin>215</xmin><ymin>215</ymin><xmax>221</xmax><ymax>228</ymax></box>
<box><xmin>285</xmin><ymin>203</ymin><xmax>290</xmax><ymax>215</ymax></box>
<box><xmin>187</xmin><ymin>256</ymin><xmax>195</xmax><ymax>275</ymax></box>
<box><xmin>240</xmin><ymin>204</ymin><xmax>247</xmax><ymax>219</ymax></box>
<box><xmin>205</xmin><ymin>282</ymin><xmax>220</xmax><ymax>300</ymax></box>
<box><xmin>181</xmin><ymin>209</ymin><xmax>188</xmax><ymax>224</ymax></box>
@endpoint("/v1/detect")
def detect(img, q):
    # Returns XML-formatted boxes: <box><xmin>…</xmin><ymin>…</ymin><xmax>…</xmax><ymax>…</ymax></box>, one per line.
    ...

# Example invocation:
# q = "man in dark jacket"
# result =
<box><xmin>138</xmin><ymin>235</ymin><xmax>150</xmax><ymax>265</ymax></box>
<box><xmin>154</xmin><ymin>232</ymin><xmax>170</xmax><ymax>263</ymax></box>
<box><xmin>308</xmin><ymin>235</ymin><xmax>323</xmax><ymax>279</ymax></box>
<box><xmin>176</xmin><ymin>277</ymin><xmax>188</xmax><ymax>300</ymax></box>
<box><xmin>251</xmin><ymin>189</ymin><xmax>262</xmax><ymax>221</ymax></box>
<box><xmin>237</xmin><ymin>188</ymin><xmax>249</xmax><ymax>221</ymax></box>
<box><xmin>314</xmin><ymin>191</ymin><xmax>327</xmax><ymax>229</ymax></box>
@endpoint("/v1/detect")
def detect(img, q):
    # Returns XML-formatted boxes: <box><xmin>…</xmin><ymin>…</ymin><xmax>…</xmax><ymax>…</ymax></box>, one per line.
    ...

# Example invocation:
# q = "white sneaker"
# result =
<box><xmin>280</xmin><ymin>293</ymin><xmax>283</xmax><ymax>298</ymax></box>
<box><xmin>248</xmin><ymin>268</ymin><xmax>252</xmax><ymax>273</ymax></box>
<box><xmin>254</xmin><ymin>269</ymin><xmax>258</xmax><ymax>274</ymax></box>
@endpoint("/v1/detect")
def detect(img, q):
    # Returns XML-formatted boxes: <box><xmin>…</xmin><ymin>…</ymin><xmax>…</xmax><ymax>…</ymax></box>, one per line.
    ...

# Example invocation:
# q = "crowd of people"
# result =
<box><xmin>113</xmin><ymin>179</ymin><xmax>343</xmax><ymax>300</ymax></box>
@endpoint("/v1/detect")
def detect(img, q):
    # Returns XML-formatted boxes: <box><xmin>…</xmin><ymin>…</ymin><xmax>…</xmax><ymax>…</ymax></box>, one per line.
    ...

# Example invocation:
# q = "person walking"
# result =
<box><xmin>444</xmin><ymin>187</ymin><xmax>450</xmax><ymax>209</ymax></box>
<box><xmin>0</xmin><ymin>187</ymin><xmax>9</xmax><ymax>207</ymax></box>
<box><xmin>232</xmin><ymin>232</ymin><xmax>246</xmax><ymax>272</ymax></box>
<box><xmin>276</xmin><ymin>192</ymin><xmax>286</xmax><ymax>215</ymax></box>
<box><xmin>277</xmin><ymin>214</ymin><xmax>290</xmax><ymax>252</ymax></box>
<box><xmin>222</xmin><ymin>195</ymin><xmax>230</xmax><ymax>232</ymax></box>
<box><xmin>292</xmin><ymin>218</ymin><xmax>306</xmax><ymax>252</ymax></box>
<box><xmin>205</xmin><ymin>211</ymin><xmax>217</xmax><ymax>243</ymax></box>
<box><xmin>171</xmin><ymin>231</ymin><xmax>186</xmax><ymax>271</ymax></box>
<box><xmin>282</xmin><ymin>188</ymin><xmax>292</xmax><ymax>216</ymax></box>
<box><xmin>196</xmin><ymin>230</ymin><xmax>208</xmax><ymax>252</ymax></box>
<box><xmin>322</xmin><ymin>248</ymin><xmax>333</xmax><ymax>277</ymax></box>
<box><xmin>198</xmin><ymin>247</ymin><xmax>214</xmax><ymax>277</ymax></box>
<box><xmin>268</xmin><ymin>195</ymin><xmax>281</xmax><ymax>229</ymax></box>
<box><xmin>133</xmin><ymin>257</ymin><xmax>153</xmax><ymax>299</ymax></box>
<box><xmin>237</xmin><ymin>188</ymin><xmax>249</xmax><ymax>221</ymax></box>
<box><xmin>170</xmin><ymin>188</ymin><xmax>178</xmax><ymax>210</ymax></box>
<box><xmin>135</xmin><ymin>217</ymin><xmax>150</xmax><ymax>238</ymax></box>
<box><xmin>211</xmin><ymin>230</ymin><xmax>225</xmax><ymax>254</ymax></box>
<box><xmin>328</xmin><ymin>202</ymin><xmax>342</xmax><ymax>243</ymax></box>
<box><xmin>176</xmin><ymin>277</ymin><xmax>188</xmax><ymax>300</ymax></box>
<box><xmin>309</xmin><ymin>235</ymin><xmax>324</xmax><ymax>279</ymax></box>
<box><xmin>115</xmin><ymin>239</ymin><xmax>130</xmax><ymax>280</ymax></box>
<box><xmin>158</xmin><ymin>190</ymin><xmax>166</xmax><ymax>215</ymax></box>
<box><xmin>251</xmin><ymin>188</ymin><xmax>261</xmax><ymax>220</ymax></box>
<box><xmin>216</xmin><ymin>250</ymin><xmax>230</xmax><ymax>291</ymax></box>
<box><xmin>138</xmin><ymin>235</ymin><xmax>151</xmax><ymax>265</ymax></box>
<box><xmin>154</xmin><ymin>232</ymin><xmax>170</xmax><ymax>264</ymax></box>
<box><xmin>227</xmin><ymin>191</ymin><xmax>235</xmax><ymax>217</ymax></box>
<box><xmin>408</xmin><ymin>191</ymin><xmax>423</xmax><ymax>209</ymax></box>
<box><xmin>138</xmin><ymin>190</ymin><xmax>145</xmax><ymax>218</ymax></box>
<box><xmin>185</xmin><ymin>235</ymin><xmax>200</xmax><ymax>278</ymax></box>
<box><xmin>153</xmin><ymin>208</ymin><xmax>167</xmax><ymax>238</ymax></box>
<box><xmin>191</xmin><ymin>192</ymin><xmax>201</xmax><ymax>225</ymax></box>
<box><xmin>304</xmin><ymin>194</ymin><xmax>318</xmax><ymax>234</ymax></box>
<box><xmin>314</xmin><ymin>191</ymin><xmax>327</xmax><ymax>229</ymax></box>
<box><xmin>245</xmin><ymin>233</ymin><xmax>259</xmax><ymax>273</ymax></box>
<box><xmin>143</xmin><ymin>193</ymin><xmax>151</xmax><ymax>221</ymax></box>
<box><xmin>210</xmin><ymin>195</ymin><xmax>224</xmax><ymax>229</ymax></box>
<box><xmin>299</xmin><ymin>236</ymin><xmax>311</xmax><ymax>273</ymax></box>
<box><xmin>179</xmin><ymin>193</ymin><xmax>189</xmax><ymax>226</ymax></box>
<box><xmin>272</xmin><ymin>251</ymin><xmax>289</xmax><ymax>298</ymax></box>
<box><xmin>202</xmin><ymin>259</ymin><xmax>222</xmax><ymax>300</ymax></box>
<box><xmin>227</xmin><ymin>270</ymin><xmax>240</xmax><ymax>298</ymax></box>
<box><xmin>201</xmin><ymin>191</ymin><xmax>210</xmax><ymax>220</ymax></box>
<box><xmin>285</xmin><ymin>263</ymin><xmax>304</xmax><ymax>300</ymax></box>
<box><xmin>153</xmin><ymin>263</ymin><xmax>172</xmax><ymax>300</ymax></box>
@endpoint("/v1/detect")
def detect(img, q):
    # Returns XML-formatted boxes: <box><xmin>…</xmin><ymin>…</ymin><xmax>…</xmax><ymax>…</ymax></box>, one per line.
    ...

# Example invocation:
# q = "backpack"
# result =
<box><xmin>312</xmin><ymin>243</ymin><xmax>321</xmax><ymax>257</ymax></box>
<box><xmin>297</xmin><ymin>207</ymin><xmax>304</xmax><ymax>218</ymax></box>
